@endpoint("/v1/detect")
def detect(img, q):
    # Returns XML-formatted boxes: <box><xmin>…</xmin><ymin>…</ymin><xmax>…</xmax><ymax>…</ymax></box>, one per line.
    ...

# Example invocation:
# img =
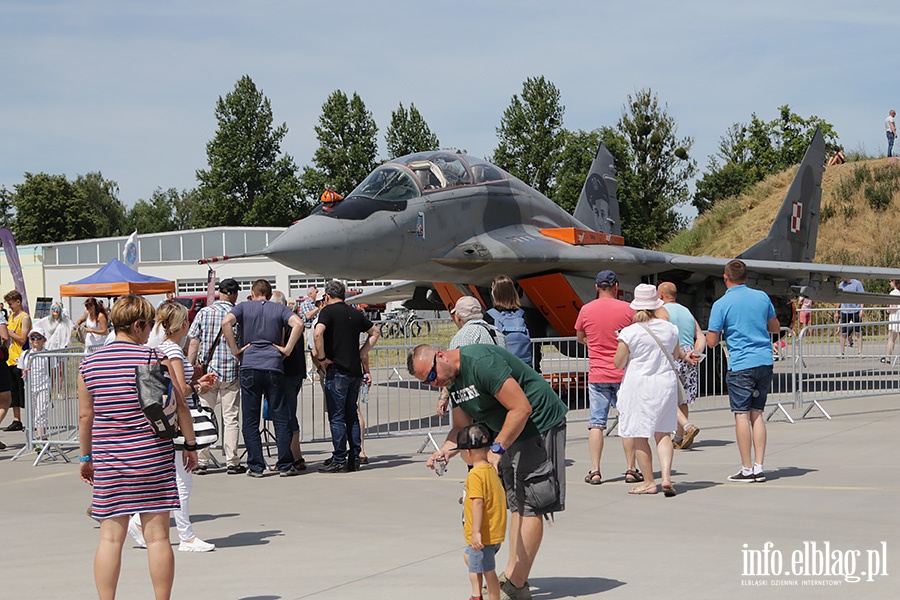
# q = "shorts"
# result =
<box><xmin>466</xmin><ymin>543</ymin><xmax>501</xmax><ymax>574</ymax></box>
<box><xmin>840</xmin><ymin>311</ymin><xmax>861</xmax><ymax>335</ymax></box>
<box><xmin>588</xmin><ymin>383</ymin><xmax>618</xmax><ymax>429</ymax></box>
<box><xmin>0</xmin><ymin>360</ymin><xmax>11</xmax><ymax>394</ymax></box>
<box><xmin>726</xmin><ymin>366</ymin><xmax>774</xmax><ymax>413</ymax></box>
<box><xmin>798</xmin><ymin>311</ymin><xmax>811</xmax><ymax>326</ymax></box>
<box><xmin>8</xmin><ymin>365</ymin><xmax>24</xmax><ymax>408</ymax></box>
<box><xmin>499</xmin><ymin>420</ymin><xmax>566</xmax><ymax>517</ymax></box>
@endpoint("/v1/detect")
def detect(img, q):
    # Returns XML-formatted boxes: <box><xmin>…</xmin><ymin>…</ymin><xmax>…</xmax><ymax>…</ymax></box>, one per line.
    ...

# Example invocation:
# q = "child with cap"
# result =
<box><xmin>19</xmin><ymin>327</ymin><xmax>52</xmax><ymax>435</ymax></box>
<box><xmin>455</xmin><ymin>422</ymin><xmax>507</xmax><ymax>600</ymax></box>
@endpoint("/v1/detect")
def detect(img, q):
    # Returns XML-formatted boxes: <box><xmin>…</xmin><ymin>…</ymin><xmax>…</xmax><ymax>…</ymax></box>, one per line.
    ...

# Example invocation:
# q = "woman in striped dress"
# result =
<box><xmin>78</xmin><ymin>295</ymin><xmax>198</xmax><ymax>600</ymax></box>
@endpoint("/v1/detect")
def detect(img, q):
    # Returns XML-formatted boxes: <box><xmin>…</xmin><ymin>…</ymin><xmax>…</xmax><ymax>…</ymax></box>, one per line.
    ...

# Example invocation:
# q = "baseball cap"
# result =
<box><xmin>450</xmin><ymin>422</ymin><xmax>493</xmax><ymax>451</ymax></box>
<box><xmin>595</xmin><ymin>269</ymin><xmax>618</xmax><ymax>287</ymax></box>
<box><xmin>29</xmin><ymin>327</ymin><xmax>48</xmax><ymax>340</ymax></box>
<box><xmin>218</xmin><ymin>278</ymin><xmax>240</xmax><ymax>294</ymax></box>
<box><xmin>450</xmin><ymin>296</ymin><xmax>483</xmax><ymax>320</ymax></box>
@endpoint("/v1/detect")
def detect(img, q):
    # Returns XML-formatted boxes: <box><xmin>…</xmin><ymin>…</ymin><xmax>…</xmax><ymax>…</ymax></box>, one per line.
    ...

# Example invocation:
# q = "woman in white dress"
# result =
<box><xmin>76</xmin><ymin>297</ymin><xmax>109</xmax><ymax>350</ymax></box>
<box><xmin>883</xmin><ymin>279</ymin><xmax>900</xmax><ymax>364</ymax></box>
<box><xmin>614</xmin><ymin>284</ymin><xmax>688</xmax><ymax>497</ymax></box>
<box><xmin>34</xmin><ymin>301</ymin><xmax>74</xmax><ymax>350</ymax></box>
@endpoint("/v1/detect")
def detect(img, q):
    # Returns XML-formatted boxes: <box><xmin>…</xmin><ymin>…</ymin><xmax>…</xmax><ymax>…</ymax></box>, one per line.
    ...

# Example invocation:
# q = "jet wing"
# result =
<box><xmin>346</xmin><ymin>280</ymin><xmax>424</xmax><ymax>305</ymax></box>
<box><xmin>670</xmin><ymin>255</ymin><xmax>900</xmax><ymax>282</ymax></box>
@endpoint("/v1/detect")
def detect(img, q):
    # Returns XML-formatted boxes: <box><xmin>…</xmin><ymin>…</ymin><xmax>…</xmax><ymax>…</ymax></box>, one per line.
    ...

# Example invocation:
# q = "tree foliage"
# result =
<box><xmin>301</xmin><ymin>90</ymin><xmax>379</xmax><ymax>200</ymax></box>
<box><xmin>492</xmin><ymin>76</ymin><xmax>565</xmax><ymax>197</ymax></box>
<box><xmin>12</xmin><ymin>172</ymin><xmax>128</xmax><ymax>244</ymax></box>
<box><xmin>196</xmin><ymin>75</ymin><xmax>304</xmax><ymax>227</ymax></box>
<box><xmin>615</xmin><ymin>89</ymin><xmax>696</xmax><ymax>248</ymax></box>
<box><xmin>693</xmin><ymin>106</ymin><xmax>839</xmax><ymax>214</ymax></box>
<box><xmin>0</xmin><ymin>186</ymin><xmax>14</xmax><ymax>229</ymax></box>
<box><xmin>385</xmin><ymin>102</ymin><xmax>439</xmax><ymax>159</ymax></box>
<box><xmin>125</xmin><ymin>187</ymin><xmax>202</xmax><ymax>233</ymax></box>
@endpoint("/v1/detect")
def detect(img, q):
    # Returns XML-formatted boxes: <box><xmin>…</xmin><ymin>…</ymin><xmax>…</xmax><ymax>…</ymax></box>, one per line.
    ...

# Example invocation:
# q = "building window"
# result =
<box><xmin>225</xmin><ymin>231</ymin><xmax>245</xmax><ymax>256</ymax></box>
<box><xmin>98</xmin><ymin>241</ymin><xmax>120</xmax><ymax>264</ymax></box>
<box><xmin>182</xmin><ymin>234</ymin><xmax>202</xmax><ymax>260</ymax></box>
<box><xmin>203</xmin><ymin>232</ymin><xmax>224</xmax><ymax>258</ymax></box>
<box><xmin>58</xmin><ymin>245</ymin><xmax>77</xmax><ymax>265</ymax></box>
<box><xmin>161</xmin><ymin>236</ymin><xmax>181</xmax><ymax>261</ymax></box>
<box><xmin>246</xmin><ymin>231</ymin><xmax>268</xmax><ymax>253</ymax></box>
<box><xmin>140</xmin><ymin>238</ymin><xmax>161</xmax><ymax>262</ymax></box>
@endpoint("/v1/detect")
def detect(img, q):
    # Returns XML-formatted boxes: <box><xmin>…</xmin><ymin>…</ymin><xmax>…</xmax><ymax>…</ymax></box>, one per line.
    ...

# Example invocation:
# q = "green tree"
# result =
<box><xmin>550</xmin><ymin>128</ymin><xmax>602</xmax><ymax>214</ymax></box>
<box><xmin>616</xmin><ymin>88</ymin><xmax>696</xmax><ymax>248</ymax></box>
<box><xmin>12</xmin><ymin>172</ymin><xmax>99</xmax><ymax>243</ymax></box>
<box><xmin>127</xmin><ymin>188</ymin><xmax>180</xmax><ymax>234</ymax></box>
<box><xmin>301</xmin><ymin>90</ymin><xmax>379</xmax><ymax>200</ymax></box>
<box><xmin>492</xmin><ymin>76</ymin><xmax>565</xmax><ymax>197</ymax></box>
<box><xmin>693</xmin><ymin>106</ymin><xmax>839</xmax><ymax>213</ymax></box>
<box><xmin>75</xmin><ymin>172</ymin><xmax>129</xmax><ymax>238</ymax></box>
<box><xmin>385</xmin><ymin>102</ymin><xmax>439</xmax><ymax>159</ymax></box>
<box><xmin>0</xmin><ymin>186</ymin><xmax>14</xmax><ymax>229</ymax></box>
<box><xmin>196</xmin><ymin>75</ymin><xmax>304</xmax><ymax>227</ymax></box>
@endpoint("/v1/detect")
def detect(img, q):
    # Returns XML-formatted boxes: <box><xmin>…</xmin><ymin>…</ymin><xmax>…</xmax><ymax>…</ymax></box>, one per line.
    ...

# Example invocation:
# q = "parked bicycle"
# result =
<box><xmin>378</xmin><ymin>308</ymin><xmax>431</xmax><ymax>339</ymax></box>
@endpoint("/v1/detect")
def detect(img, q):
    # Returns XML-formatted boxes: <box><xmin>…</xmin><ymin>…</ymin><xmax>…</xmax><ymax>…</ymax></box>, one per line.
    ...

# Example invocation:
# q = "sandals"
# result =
<box><xmin>584</xmin><ymin>470</ymin><xmax>602</xmax><ymax>485</ymax></box>
<box><xmin>628</xmin><ymin>485</ymin><xmax>658</xmax><ymax>495</ymax></box>
<box><xmin>624</xmin><ymin>469</ymin><xmax>644</xmax><ymax>483</ymax></box>
<box><xmin>662</xmin><ymin>484</ymin><xmax>677</xmax><ymax>497</ymax></box>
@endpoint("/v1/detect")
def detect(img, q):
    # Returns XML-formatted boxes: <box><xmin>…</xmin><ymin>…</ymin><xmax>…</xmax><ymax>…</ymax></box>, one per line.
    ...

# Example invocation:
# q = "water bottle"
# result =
<box><xmin>360</xmin><ymin>374</ymin><xmax>370</xmax><ymax>404</ymax></box>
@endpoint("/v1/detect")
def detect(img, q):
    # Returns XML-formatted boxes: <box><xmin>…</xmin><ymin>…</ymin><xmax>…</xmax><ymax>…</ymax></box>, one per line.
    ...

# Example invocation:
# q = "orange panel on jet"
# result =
<box><xmin>432</xmin><ymin>282</ymin><xmax>468</xmax><ymax>312</ymax></box>
<box><xmin>539</xmin><ymin>227</ymin><xmax>625</xmax><ymax>246</ymax></box>
<box><xmin>518</xmin><ymin>274</ymin><xmax>584</xmax><ymax>337</ymax></box>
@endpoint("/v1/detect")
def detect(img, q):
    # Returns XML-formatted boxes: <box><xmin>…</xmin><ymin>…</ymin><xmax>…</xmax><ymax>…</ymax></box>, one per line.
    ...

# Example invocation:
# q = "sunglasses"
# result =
<box><xmin>29</xmin><ymin>335</ymin><xmax>45</xmax><ymax>340</ymax></box>
<box><xmin>425</xmin><ymin>355</ymin><xmax>438</xmax><ymax>384</ymax></box>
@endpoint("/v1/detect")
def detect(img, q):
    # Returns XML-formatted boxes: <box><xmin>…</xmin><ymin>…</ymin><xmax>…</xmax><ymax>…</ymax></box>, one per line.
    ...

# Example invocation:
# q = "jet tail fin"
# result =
<box><xmin>738</xmin><ymin>128</ymin><xmax>825</xmax><ymax>263</ymax></box>
<box><xmin>573</xmin><ymin>144</ymin><xmax>620</xmax><ymax>235</ymax></box>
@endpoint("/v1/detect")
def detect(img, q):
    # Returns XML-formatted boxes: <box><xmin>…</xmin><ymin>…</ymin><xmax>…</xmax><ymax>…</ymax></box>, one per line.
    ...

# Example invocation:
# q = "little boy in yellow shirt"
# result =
<box><xmin>454</xmin><ymin>422</ymin><xmax>507</xmax><ymax>600</ymax></box>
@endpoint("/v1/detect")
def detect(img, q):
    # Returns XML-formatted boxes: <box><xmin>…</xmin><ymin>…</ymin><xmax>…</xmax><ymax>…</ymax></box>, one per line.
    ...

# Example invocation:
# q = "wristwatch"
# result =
<box><xmin>490</xmin><ymin>441</ymin><xmax>505</xmax><ymax>455</ymax></box>
<box><xmin>317</xmin><ymin>355</ymin><xmax>327</xmax><ymax>361</ymax></box>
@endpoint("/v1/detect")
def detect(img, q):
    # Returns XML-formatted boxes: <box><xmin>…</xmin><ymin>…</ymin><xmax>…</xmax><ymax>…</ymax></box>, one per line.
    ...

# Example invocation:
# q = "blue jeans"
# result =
<box><xmin>283</xmin><ymin>373</ymin><xmax>303</xmax><ymax>434</ymax></box>
<box><xmin>323</xmin><ymin>369</ymin><xmax>362</xmax><ymax>464</ymax></box>
<box><xmin>889</xmin><ymin>131</ymin><xmax>895</xmax><ymax>157</ymax></box>
<box><xmin>240</xmin><ymin>369</ymin><xmax>293</xmax><ymax>473</ymax></box>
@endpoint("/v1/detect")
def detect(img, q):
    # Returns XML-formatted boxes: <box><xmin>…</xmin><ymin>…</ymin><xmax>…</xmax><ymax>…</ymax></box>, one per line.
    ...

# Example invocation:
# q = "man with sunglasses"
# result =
<box><xmin>407</xmin><ymin>343</ymin><xmax>567</xmax><ymax>600</ymax></box>
<box><xmin>314</xmin><ymin>280</ymin><xmax>380</xmax><ymax>473</ymax></box>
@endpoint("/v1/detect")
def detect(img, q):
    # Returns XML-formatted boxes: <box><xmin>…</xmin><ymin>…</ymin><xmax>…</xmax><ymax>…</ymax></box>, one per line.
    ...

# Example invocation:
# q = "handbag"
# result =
<box><xmin>192</xmin><ymin>328</ymin><xmax>224</xmax><ymax>386</ymax></box>
<box><xmin>73</xmin><ymin>324</ymin><xmax>86</xmax><ymax>344</ymax></box>
<box><xmin>638</xmin><ymin>322</ymin><xmax>688</xmax><ymax>405</ymax></box>
<box><xmin>173</xmin><ymin>394</ymin><xmax>219</xmax><ymax>450</ymax></box>
<box><xmin>135</xmin><ymin>351</ymin><xmax>178</xmax><ymax>438</ymax></box>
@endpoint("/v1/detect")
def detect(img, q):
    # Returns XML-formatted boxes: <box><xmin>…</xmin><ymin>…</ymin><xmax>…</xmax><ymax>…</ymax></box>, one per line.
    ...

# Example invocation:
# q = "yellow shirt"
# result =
<box><xmin>463</xmin><ymin>463</ymin><xmax>507</xmax><ymax>546</ymax></box>
<box><xmin>7</xmin><ymin>311</ymin><xmax>28</xmax><ymax>367</ymax></box>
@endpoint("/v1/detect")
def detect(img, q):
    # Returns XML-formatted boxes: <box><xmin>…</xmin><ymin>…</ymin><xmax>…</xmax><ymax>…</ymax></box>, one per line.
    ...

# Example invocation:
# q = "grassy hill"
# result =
<box><xmin>661</xmin><ymin>158</ymin><xmax>900</xmax><ymax>274</ymax></box>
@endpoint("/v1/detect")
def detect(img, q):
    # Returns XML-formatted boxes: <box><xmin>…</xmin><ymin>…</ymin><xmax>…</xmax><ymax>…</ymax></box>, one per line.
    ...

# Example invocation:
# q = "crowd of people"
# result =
<box><xmin>0</xmin><ymin>262</ymin><xmax>895</xmax><ymax>599</ymax></box>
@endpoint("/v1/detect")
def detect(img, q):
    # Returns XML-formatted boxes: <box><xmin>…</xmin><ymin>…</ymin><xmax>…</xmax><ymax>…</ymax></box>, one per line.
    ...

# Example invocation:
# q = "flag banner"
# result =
<box><xmin>123</xmin><ymin>230</ymin><xmax>138</xmax><ymax>269</ymax></box>
<box><xmin>0</xmin><ymin>228</ymin><xmax>29</xmax><ymax>313</ymax></box>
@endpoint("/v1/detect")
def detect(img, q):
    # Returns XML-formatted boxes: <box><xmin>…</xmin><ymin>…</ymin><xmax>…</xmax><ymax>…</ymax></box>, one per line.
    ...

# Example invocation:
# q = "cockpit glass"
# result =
<box><xmin>309</xmin><ymin>167</ymin><xmax>418</xmax><ymax>220</ymax></box>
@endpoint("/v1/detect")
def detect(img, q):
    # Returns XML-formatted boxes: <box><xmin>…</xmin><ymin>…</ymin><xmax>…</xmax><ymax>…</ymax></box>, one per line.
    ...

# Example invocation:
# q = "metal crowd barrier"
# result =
<box><xmin>12</xmin><ymin>347</ymin><xmax>87</xmax><ymax>466</ymax></box>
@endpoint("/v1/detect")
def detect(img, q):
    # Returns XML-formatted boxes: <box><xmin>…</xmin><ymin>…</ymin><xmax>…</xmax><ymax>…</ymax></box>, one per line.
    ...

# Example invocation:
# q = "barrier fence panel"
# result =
<box><xmin>13</xmin><ymin>348</ymin><xmax>87</xmax><ymax>466</ymax></box>
<box><xmin>795</xmin><ymin>319</ymin><xmax>900</xmax><ymax>419</ymax></box>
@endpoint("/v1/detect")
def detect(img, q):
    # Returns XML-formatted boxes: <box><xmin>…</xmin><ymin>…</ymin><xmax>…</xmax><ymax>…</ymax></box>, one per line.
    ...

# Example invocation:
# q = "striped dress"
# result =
<box><xmin>80</xmin><ymin>341</ymin><xmax>179</xmax><ymax>519</ymax></box>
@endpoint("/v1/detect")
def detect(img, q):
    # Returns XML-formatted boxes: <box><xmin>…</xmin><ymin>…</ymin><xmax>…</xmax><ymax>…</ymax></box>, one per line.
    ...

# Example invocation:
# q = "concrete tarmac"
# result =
<box><xmin>1</xmin><ymin>394</ymin><xmax>897</xmax><ymax>599</ymax></box>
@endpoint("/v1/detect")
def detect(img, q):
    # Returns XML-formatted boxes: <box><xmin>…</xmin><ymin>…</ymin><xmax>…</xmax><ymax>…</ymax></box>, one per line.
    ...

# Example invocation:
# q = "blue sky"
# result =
<box><xmin>1</xmin><ymin>1</ymin><xmax>896</xmax><ymax>220</ymax></box>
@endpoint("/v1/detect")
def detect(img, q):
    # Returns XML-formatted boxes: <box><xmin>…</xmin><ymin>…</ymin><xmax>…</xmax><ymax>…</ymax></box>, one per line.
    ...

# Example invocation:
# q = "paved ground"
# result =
<box><xmin>1</xmin><ymin>394</ymin><xmax>897</xmax><ymax>599</ymax></box>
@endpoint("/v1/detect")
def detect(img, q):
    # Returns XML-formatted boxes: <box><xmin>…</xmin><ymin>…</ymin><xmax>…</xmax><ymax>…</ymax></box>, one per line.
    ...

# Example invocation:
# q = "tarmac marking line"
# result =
<box><xmin>5</xmin><ymin>471</ymin><xmax>72</xmax><ymax>485</ymax></box>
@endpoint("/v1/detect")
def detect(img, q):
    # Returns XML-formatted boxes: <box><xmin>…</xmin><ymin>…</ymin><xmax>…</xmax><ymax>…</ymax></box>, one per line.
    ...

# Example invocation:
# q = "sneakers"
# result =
<box><xmin>279</xmin><ymin>466</ymin><xmax>302</xmax><ymax>477</ymax></box>
<box><xmin>499</xmin><ymin>572</ymin><xmax>533</xmax><ymax>600</ymax></box>
<box><xmin>226</xmin><ymin>464</ymin><xmax>247</xmax><ymax>475</ymax></box>
<box><xmin>753</xmin><ymin>471</ymin><xmax>766</xmax><ymax>482</ymax></box>
<box><xmin>318</xmin><ymin>460</ymin><xmax>347</xmax><ymax>473</ymax></box>
<box><xmin>3</xmin><ymin>420</ymin><xmax>24</xmax><ymax>432</ymax></box>
<box><xmin>680</xmin><ymin>424</ymin><xmax>700</xmax><ymax>449</ymax></box>
<box><xmin>727</xmin><ymin>470</ymin><xmax>758</xmax><ymax>483</ymax></box>
<box><xmin>178</xmin><ymin>537</ymin><xmax>215</xmax><ymax>552</ymax></box>
<box><xmin>127</xmin><ymin>519</ymin><xmax>147</xmax><ymax>549</ymax></box>
<box><xmin>194</xmin><ymin>465</ymin><xmax>208</xmax><ymax>475</ymax></box>
<box><xmin>246</xmin><ymin>469</ymin><xmax>265</xmax><ymax>478</ymax></box>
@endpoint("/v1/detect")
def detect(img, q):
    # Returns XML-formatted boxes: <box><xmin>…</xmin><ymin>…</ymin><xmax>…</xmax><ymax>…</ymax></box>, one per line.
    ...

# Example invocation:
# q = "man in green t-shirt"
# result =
<box><xmin>408</xmin><ymin>343</ymin><xmax>567</xmax><ymax>600</ymax></box>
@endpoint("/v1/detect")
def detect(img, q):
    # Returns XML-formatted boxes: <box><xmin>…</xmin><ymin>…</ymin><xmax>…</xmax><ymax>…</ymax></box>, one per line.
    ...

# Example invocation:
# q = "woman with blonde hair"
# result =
<box><xmin>614</xmin><ymin>284</ymin><xmax>693</xmax><ymax>496</ymax></box>
<box><xmin>78</xmin><ymin>294</ymin><xmax>199</xmax><ymax>599</ymax></box>
<box><xmin>35</xmin><ymin>300</ymin><xmax>74</xmax><ymax>350</ymax></box>
<box><xmin>128</xmin><ymin>301</ymin><xmax>219</xmax><ymax>553</ymax></box>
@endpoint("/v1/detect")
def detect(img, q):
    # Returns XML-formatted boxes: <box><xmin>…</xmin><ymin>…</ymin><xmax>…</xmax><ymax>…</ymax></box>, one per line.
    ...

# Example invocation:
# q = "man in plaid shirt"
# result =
<box><xmin>188</xmin><ymin>278</ymin><xmax>243</xmax><ymax>474</ymax></box>
<box><xmin>298</xmin><ymin>286</ymin><xmax>323</xmax><ymax>378</ymax></box>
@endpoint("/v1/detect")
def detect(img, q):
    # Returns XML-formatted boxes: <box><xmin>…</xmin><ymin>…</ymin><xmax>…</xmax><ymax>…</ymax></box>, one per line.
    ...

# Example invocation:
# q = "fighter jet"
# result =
<box><xmin>221</xmin><ymin>129</ymin><xmax>898</xmax><ymax>337</ymax></box>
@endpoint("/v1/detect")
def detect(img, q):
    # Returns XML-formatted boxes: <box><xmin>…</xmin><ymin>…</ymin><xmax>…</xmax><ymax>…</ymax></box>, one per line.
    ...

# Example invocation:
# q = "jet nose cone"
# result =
<box><xmin>264</xmin><ymin>215</ymin><xmax>350</xmax><ymax>274</ymax></box>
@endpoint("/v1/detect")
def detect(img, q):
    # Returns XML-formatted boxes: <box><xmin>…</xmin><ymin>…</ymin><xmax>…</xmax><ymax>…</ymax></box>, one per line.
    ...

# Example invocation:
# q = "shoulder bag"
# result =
<box><xmin>192</xmin><ymin>328</ymin><xmax>224</xmax><ymax>386</ymax></box>
<box><xmin>135</xmin><ymin>350</ymin><xmax>178</xmax><ymax>438</ymax></box>
<box><xmin>173</xmin><ymin>394</ymin><xmax>219</xmax><ymax>450</ymax></box>
<box><xmin>638</xmin><ymin>322</ymin><xmax>687</xmax><ymax>405</ymax></box>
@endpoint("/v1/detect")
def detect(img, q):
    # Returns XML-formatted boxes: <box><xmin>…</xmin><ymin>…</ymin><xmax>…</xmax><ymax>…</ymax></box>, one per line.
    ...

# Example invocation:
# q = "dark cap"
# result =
<box><xmin>218</xmin><ymin>278</ymin><xmax>240</xmax><ymax>294</ymax></box>
<box><xmin>595</xmin><ymin>270</ymin><xmax>618</xmax><ymax>287</ymax></box>
<box><xmin>451</xmin><ymin>422</ymin><xmax>493</xmax><ymax>451</ymax></box>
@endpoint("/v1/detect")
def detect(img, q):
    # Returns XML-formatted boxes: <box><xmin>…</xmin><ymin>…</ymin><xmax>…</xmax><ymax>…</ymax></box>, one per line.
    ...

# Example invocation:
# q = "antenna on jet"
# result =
<box><xmin>441</xmin><ymin>147</ymin><xmax>466</xmax><ymax>154</ymax></box>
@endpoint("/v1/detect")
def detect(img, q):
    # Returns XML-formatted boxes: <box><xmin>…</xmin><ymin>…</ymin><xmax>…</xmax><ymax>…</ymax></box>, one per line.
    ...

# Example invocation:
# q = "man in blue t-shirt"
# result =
<box><xmin>222</xmin><ymin>279</ymin><xmax>304</xmax><ymax>477</ymax></box>
<box><xmin>706</xmin><ymin>260</ymin><xmax>780</xmax><ymax>484</ymax></box>
<box><xmin>836</xmin><ymin>277</ymin><xmax>865</xmax><ymax>355</ymax></box>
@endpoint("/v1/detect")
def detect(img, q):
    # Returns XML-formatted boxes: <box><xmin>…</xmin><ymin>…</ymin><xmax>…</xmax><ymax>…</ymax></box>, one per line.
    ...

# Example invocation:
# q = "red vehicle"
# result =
<box><xmin>174</xmin><ymin>294</ymin><xmax>218</xmax><ymax>324</ymax></box>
